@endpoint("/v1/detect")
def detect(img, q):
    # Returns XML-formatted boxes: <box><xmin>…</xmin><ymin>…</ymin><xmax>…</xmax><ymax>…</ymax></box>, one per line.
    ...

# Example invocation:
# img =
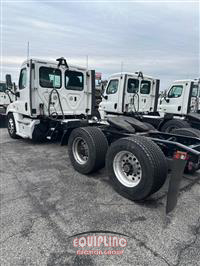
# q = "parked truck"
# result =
<box><xmin>0</xmin><ymin>81</ymin><xmax>12</xmax><ymax>112</ymax></box>
<box><xmin>99</xmin><ymin>73</ymin><xmax>200</xmax><ymax>134</ymax></box>
<box><xmin>5</xmin><ymin>57</ymin><xmax>200</xmax><ymax>213</ymax></box>
<box><xmin>0</xmin><ymin>81</ymin><xmax>15</xmax><ymax>126</ymax></box>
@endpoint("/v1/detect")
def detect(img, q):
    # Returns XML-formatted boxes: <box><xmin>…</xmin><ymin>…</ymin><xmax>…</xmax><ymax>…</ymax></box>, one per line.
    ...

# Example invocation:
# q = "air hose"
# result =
<box><xmin>48</xmin><ymin>87</ymin><xmax>65</xmax><ymax>120</ymax></box>
<box><xmin>47</xmin><ymin>67</ymin><xmax>65</xmax><ymax>120</ymax></box>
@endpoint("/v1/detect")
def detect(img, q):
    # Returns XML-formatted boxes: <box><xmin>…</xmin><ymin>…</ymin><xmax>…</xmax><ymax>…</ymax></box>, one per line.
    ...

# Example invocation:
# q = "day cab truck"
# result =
<box><xmin>0</xmin><ymin>81</ymin><xmax>13</xmax><ymax>112</ymax></box>
<box><xmin>99</xmin><ymin>73</ymin><xmax>200</xmax><ymax>136</ymax></box>
<box><xmin>5</xmin><ymin>57</ymin><xmax>200</xmax><ymax>213</ymax></box>
<box><xmin>0</xmin><ymin>81</ymin><xmax>15</xmax><ymax>126</ymax></box>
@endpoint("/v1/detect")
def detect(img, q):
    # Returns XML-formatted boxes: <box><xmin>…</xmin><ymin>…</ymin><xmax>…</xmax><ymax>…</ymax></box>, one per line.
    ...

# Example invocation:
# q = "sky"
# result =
<box><xmin>0</xmin><ymin>0</ymin><xmax>199</xmax><ymax>90</ymax></box>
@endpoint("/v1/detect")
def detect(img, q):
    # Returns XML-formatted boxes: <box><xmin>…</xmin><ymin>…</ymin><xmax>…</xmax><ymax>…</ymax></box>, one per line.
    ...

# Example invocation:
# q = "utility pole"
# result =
<box><xmin>121</xmin><ymin>61</ymin><xmax>124</xmax><ymax>73</ymax></box>
<box><xmin>27</xmin><ymin>41</ymin><xmax>30</xmax><ymax>60</ymax></box>
<box><xmin>86</xmin><ymin>55</ymin><xmax>88</xmax><ymax>69</ymax></box>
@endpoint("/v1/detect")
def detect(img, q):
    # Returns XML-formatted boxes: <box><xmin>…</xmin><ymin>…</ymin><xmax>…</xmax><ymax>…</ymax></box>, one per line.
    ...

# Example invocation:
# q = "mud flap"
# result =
<box><xmin>166</xmin><ymin>158</ymin><xmax>187</xmax><ymax>214</ymax></box>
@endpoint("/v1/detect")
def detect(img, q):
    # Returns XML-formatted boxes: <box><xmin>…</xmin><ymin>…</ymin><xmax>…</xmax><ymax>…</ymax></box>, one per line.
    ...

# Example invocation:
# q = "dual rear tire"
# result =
<box><xmin>68</xmin><ymin>127</ymin><xmax>108</xmax><ymax>174</ymax></box>
<box><xmin>106</xmin><ymin>136</ymin><xmax>168</xmax><ymax>201</ymax></box>
<box><xmin>68</xmin><ymin>127</ymin><xmax>168</xmax><ymax>201</ymax></box>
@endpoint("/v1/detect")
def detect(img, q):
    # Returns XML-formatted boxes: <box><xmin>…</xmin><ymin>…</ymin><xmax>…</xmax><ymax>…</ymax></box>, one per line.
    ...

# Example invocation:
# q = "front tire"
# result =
<box><xmin>7</xmin><ymin>113</ymin><xmax>19</xmax><ymax>139</ymax></box>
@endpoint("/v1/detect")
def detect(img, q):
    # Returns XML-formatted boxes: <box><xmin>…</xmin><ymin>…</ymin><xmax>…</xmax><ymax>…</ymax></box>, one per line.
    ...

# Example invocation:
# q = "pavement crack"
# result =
<box><xmin>12</xmin><ymin>173</ymin><xmax>70</xmax><ymax>248</ymax></box>
<box><xmin>127</xmin><ymin>234</ymin><xmax>171</xmax><ymax>266</ymax></box>
<box><xmin>156</xmin><ymin>176</ymin><xmax>200</xmax><ymax>202</ymax></box>
<box><xmin>1</xmin><ymin>194</ymin><xmax>29</xmax><ymax>206</ymax></box>
<box><xmin>174</xmin><ymin>217</ymin><xmax>200</xmax><ymax>266</ymax></box>
<box><xmin>0</xmin><ymin>232</ymin><xmax>21</xmax><ymax>245</ymax></box>
<box><xmin>0</xmin><ymin>216</ymin><xmax>41</xmax><ymax>244</ymax></box>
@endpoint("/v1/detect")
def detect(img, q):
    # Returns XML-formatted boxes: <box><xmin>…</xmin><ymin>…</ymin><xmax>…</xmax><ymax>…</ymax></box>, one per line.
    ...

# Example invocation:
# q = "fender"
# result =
<box><xmin>6</xmin><ymin>102</ymin><xmax>18</xmax><ymax>115</ymax></box>
<box><xmin>7</xmin><ymin>110</ymin><xmax>40</xmax><ymax>139</ymax></box>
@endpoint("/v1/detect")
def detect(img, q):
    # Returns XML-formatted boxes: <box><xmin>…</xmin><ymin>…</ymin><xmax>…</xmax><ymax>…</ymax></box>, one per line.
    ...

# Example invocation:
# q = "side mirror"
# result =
<box><xmin>15</xmin><ymin>91</ymin><xmax>20</xmax><ymax>98</ymax></box>
<box><xmin>5</xmin><ymin>74</ymin><xmax>13</xmax><ymax>89</ymax></box>
<box><xmin>162</xmin><ymin>90</ymin><xmax>169</xmax><ymax>103</ymax></box>
<box><xmin>101</xmin><ymin>91</ymin><xmax>108</xmax><ymax>100</ymax></box>
<box><xmin>166</xmin><ymin>98</ymin><xmax>170</xmax><ymax>103</ymax></box>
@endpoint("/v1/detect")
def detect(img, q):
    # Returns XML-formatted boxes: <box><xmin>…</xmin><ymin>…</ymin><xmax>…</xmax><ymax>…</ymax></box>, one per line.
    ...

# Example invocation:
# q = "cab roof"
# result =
<box><xmin>21</xmin><ymin>58</ymin><xmax>88</xmax><ymax>72</ymax></box>
<box><xmin>173</xmin><ymin>79</ymin><xmax>200</xmax><ymax>84</ymax></box>
<box><xmin>109</xmin><ymin>72</ymin><xmax>157</xmax><ymax>80</ymax></box>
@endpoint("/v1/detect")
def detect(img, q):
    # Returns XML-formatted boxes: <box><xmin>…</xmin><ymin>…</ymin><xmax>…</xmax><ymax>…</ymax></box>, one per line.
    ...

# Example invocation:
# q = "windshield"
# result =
<box><xmin>0</xmin><ymin>82</ymin><xmax>6</xmax><ymax>92</ymax></box>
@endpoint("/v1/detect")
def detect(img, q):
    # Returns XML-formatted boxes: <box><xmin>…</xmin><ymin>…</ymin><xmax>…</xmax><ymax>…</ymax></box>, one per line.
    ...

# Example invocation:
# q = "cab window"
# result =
<box><xmin>127</xmin><ymin>78</ymin><xmax>139</xmax><ymax>93</ymax></box>
<box><xmin>106</xmin><ymin>79</ymin><xmax>119</xmax><ymax>94</ymax></box>
<box><xmin>168</xmin><ymin>85</ymin><xmax>183</xmax><ymax>98</ymax></box>
<box><xmin>0</xmin><ymin>83</ymin><xmax>6</xmax><ymax>92</ymax></box>
<box><xmin>140</xmin><ymin>80</ymin><xmax>151</xmax><ymax>94</ymax></box>
<box><xmin>39</xmin><ymin>67</ymin><xmax>61</xmax><ymax>88</ymax></box>
<box><xmin>191</xmin><ymin>85</ymin><xmax>198</xmax><ymax>97</ymax></box>
<box><xmin>19</xmin><ymin>68</ymin><xmax>27</xmax><ymax>90</ymax></box>
<box><xmin>65</xmin><ymin>71</ymin><xmax>84</xmax><ymax>91</ymax></box>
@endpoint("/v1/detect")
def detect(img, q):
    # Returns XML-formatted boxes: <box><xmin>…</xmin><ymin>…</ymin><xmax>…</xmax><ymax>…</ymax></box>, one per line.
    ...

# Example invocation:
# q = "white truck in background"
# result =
<box><xmin>0</xmin><ymin>81</ymin><xmax>16</xmax><ymax>126</ymax></box>
<box><xmin>99</xmin><ymin>73</ymin><xmax>200</xmax><ymax>133</ymax></box>
<box><xmin>0</xmin><ymin>81</ymin><xmax>13</xmax><ymax>112</ymax></box>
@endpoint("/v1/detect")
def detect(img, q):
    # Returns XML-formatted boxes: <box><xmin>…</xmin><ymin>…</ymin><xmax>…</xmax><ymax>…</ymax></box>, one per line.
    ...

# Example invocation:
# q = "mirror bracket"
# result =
<box><xmin>104</xmin><ymin>95</ymin><xmax>108</xmax><ymax>100</ymax></box>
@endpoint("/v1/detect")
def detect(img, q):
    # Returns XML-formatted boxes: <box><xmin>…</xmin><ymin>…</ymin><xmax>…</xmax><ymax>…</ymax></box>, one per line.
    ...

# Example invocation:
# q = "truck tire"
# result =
<box><xmin>7</xmin><ymin>113</ymin><xmax>19</xmax><ymax>139</ymax></box>
<box><xmin>161</xmin><ymin>119</ymin><xmax>190</xmax><ymax>133</ymax></box>
<box><xmin>171</xmin><ymin>127</ymin><xmax>200</xmax><ymax>174</ymax></box>
<box><xmin>106</xmin><ymin>136</ymin><xmax>168</xmax><ymax>201</ymax></box>
<box><xmin>171</xmin><ymin>127</ymin><xmax>200</xmax><ymax>138</ymax></box>
<box><xmin>68</xmin><ymin>127</ymin><xmax>108</xmax><ymax>174</ymax></box>
<box><xmin>132</xmin><ymin>136</ymin><xmax>168</xmax><ymax>194</ymax></box>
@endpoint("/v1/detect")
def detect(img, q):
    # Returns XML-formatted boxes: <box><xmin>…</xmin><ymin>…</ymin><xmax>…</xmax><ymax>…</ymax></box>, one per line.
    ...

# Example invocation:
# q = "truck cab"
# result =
<box><xmin>99</xmin><ymin>72</ymin><xmax>159</xmax><ymax>119</ymax></box>
<box><xmin>7</xmin><ymin>58</ymin><xmax>94</xmax><ymax>118</ymax></box>
<box><xmin>158</xmin><ymin>79</ymin><xmax>200</xmax><ymax>116</ymax></box>
<box><xmin>6</xmin><ymin>58</ymin><xmax>95</xmax><ymax>139</ymax></box>
<box><xmin>0</xmin><ymin>81</ymin><xmax>12</xmax><ymax>112</ymax></box>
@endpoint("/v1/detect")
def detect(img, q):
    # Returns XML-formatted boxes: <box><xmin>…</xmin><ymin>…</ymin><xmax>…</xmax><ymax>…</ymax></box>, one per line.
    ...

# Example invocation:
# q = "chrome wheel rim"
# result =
<box><xmin>72</xmin><ymin>137</ymin><xmax>89</xmax><ymax>165</ymax></box>
<box><xmin>8</xmin><ymin>118</ymin><xmax>15</xmax><ymax>134</ymax></box>
<box><xmin>113</xmin><ymin>151</ymin><xmax>142</xmax><ymax>187</ymax></box>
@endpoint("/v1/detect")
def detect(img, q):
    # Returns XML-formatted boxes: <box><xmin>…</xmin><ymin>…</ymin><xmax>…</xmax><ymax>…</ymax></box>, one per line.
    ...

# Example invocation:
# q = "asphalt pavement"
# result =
<box><xmin>0</xmin><ymin>128</ymin><xmax>200</xmax><ymax>266</ymax></box>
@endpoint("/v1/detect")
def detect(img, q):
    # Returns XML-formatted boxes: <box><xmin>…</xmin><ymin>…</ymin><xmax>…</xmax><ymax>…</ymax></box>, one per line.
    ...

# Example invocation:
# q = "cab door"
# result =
<box><xmin>33</xmin><ymin>63</ymin><xmax>63</xmax><ymax>116</ymax></box>
<box><xmin>61</xmin><ymin>69</ymin><xmax>91</xmax><ymax>115</ymax></box>
<box><xmin>159</xmin><ymin>84</ymin><xmax>185</xmax><ymax>114</ymax></box>
<box><xmin>123</xmin><ymin>77</ymin><xmax>140</xmax><ymax>113</ymax></box>
<box><xmin>138</xmin><ymin>79</ymin><xmax>155</xmax><ymax>112</ymax></box>
<box><xmin>101</xmin><ymin>77</ymin><xmax>121</xmax><ymax>114</ymax></box>
<box><xmin>16</xmin><ymin>66</ymin><xmax>31</xmax><ymax>115</ymax></box>
<box><xmin>189</xmin><ymin>83</ymin><xmax>199</xmax><ymax>113</ymax></box>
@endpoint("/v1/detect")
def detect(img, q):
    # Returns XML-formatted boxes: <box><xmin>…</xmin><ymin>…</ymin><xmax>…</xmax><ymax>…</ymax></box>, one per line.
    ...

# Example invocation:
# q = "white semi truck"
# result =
<box><xmin>0</xmin><ymin>81</ymin><xmax>13</xmax><ymax>112</ymax></box>
<box><xmin>99</xmin><ymin>73</ymin><xmax>200</xmax><ymax>134</ymax></box>
<box><xmin>0</xmin><ymin>81</ymin><xmax>15</xmax><ymax>126</ymax></box>
<box><xmin>5</xmin><ymin>57</ymin><xmax>200</xmax><ymax>213</ymax></box>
